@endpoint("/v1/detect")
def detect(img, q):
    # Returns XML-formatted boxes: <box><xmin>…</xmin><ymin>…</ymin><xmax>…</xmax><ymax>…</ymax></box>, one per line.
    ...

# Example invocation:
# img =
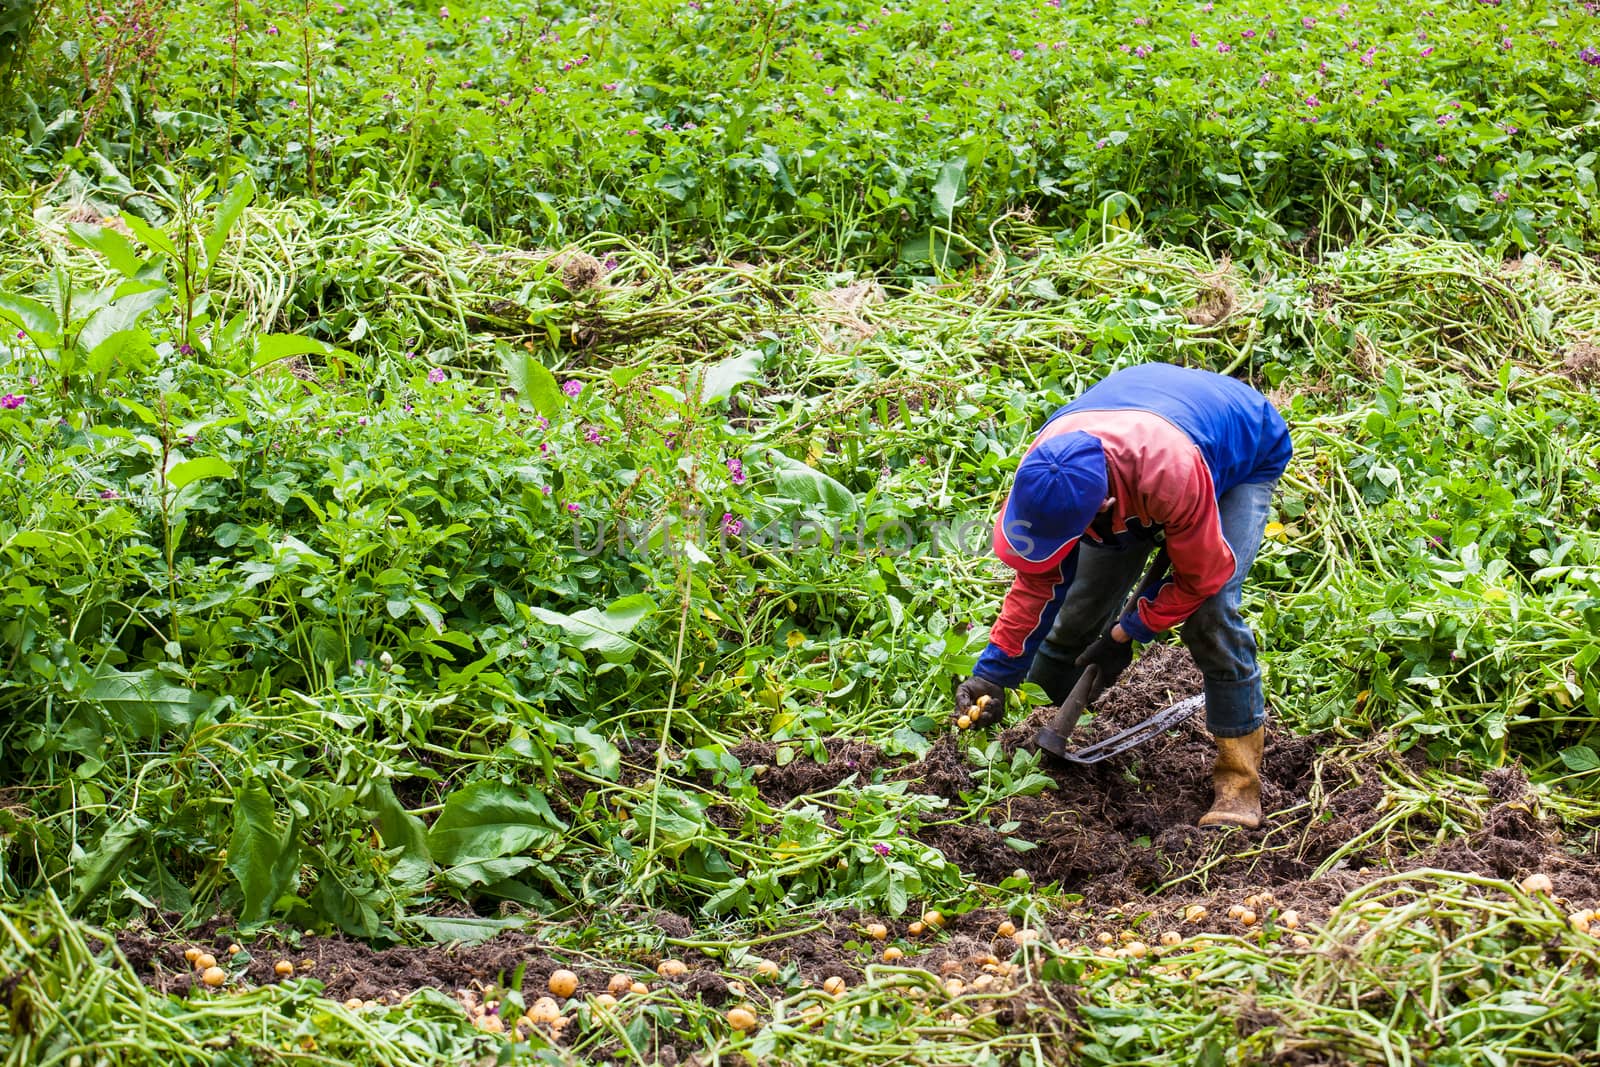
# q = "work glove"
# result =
<box><xmin>953</xmin><ymin>676</ymin><xmax>1007</xmax><ymax>729</ymax></box>
<box><xmin>1074</xmin><ymin>633</ymin><xmax>1134</xmax><ymax>705</ymax></box>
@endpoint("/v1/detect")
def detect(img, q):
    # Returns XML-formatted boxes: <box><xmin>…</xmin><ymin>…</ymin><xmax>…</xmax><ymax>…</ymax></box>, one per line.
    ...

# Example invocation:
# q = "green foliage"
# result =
<box><xmin>12</xmin><ymin>0</ymin><xmax>1600</xmax><ymax>258</ymax></box>
<box><xmin>0</xmin><ymin>2</ymin><xmax>1596</xmax><ymax>1060</ymax></box>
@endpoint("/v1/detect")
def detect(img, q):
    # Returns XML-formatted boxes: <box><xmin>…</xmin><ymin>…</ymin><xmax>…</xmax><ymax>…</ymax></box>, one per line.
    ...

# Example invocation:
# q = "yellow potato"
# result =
<box><xmin>548</xmin><ymin>969</ymin><xmax>578</xmax><ymax>997</ymax></box>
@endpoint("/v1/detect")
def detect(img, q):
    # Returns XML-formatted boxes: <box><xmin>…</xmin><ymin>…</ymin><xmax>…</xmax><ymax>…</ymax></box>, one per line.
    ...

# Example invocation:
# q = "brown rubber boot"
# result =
<box><xmin>1198</xmin><ymin>728</ymin><xmax>1264</xmax><ymax>829</ymax></box>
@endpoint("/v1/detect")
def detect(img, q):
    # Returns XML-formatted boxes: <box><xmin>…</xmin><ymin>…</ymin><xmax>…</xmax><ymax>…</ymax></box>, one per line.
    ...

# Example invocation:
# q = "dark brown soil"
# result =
<box><xmin>117</xmin><ymin>922</ymin><xmax>624</xmax><ymax>1003</ymax></box>
<box><xmin>117</xmin><ymin>645</ymin><xmax>1600</xmax><ymax>1006</ymax></box>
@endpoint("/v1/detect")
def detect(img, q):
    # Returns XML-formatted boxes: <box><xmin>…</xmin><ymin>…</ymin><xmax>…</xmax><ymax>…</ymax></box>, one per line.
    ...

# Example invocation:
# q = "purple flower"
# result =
<box><xmin>872</xmin><ymin>842</ymin><xmax>892</xmax><ymax>856</ymax></box>
<box><xmin>100</xmin><ymin>489</ymin><xmax>119</xmax><ymax>500</ymax></box>
<box><xmin>427</xmin><ymin>367</ymin><xmax>447</xmax><ymax>383</ymax></box>
<box><xmin>542</xmin><ymin>485</ymin><xmax>552</xmax><ymax>495</ymax></box>
<box><xmin>1420</xmin><ymin>45</ymin><xmax>1434</xmax><ymax>57</ymax></box>
<box><xmin>1305</xmin><ymin>94</ymin><xmax>1321</xmax><ymax>107</ymax></box>
<box><xmin>1008</xmin><ymin>48</ymin><xmax>1024</xmax><ymax>59</ymax></box>
<box><xmin>1491</xmin><ymin>190</ymin><xmax>1508</xmax><ymax>203</ymax></box>
<box><xmin>722</xmin><ymin>512</ymin><xmax>743</xmax><ymax>536</ymax></box>
<box><xmin>13</xmin><ymin>330</ymin><xmax>22</xmax><ymax>340</ymax></box>
<box><xmin>178</xmin><ymin>343</ymin><xmax>194</xmax><ymax>356</ymax></box>
<box><xmin>1435</xmin><ymin>113</ymin><xmax>1451</xmax><ymax>126</ymax></box>
<box><xmin>561</xmin><ymin>379</ymin><xmax>583</xmax><ymax>397</ymax></box>
<box><xmin>583</xmin><ymin>425</ymin><xmax>604</xmax><ymax>444</ymax></box>
<box><xmin>265</xmin><ymin>23</ymin><xmax>279</xmax><ymax>34</ymax></box>
<box><xmin>1302</xmin><ymin>16</ymin><xmax>1316</xmax><ymax>27</ymax></box>
<box><xmin>1216</xmin><ymin>41</ymin><xmax>1232</xmax><ymax>52</ymax></box>
<box><xmin>1241</xmin><ymin>29</ymin><xmax>1255</xmax><ymax>39</ymax></box>
<box><xmin>566</xmin><ymin>502</ymin><xmax>580</xmax><ymax>514</ymax></box>
<box><xmin>1189</xmin><ymin>32</ymin><xmax>1201</xmax><ymax>47</ymax></box>
<box><xmin>0</xmin><ymin>394</ymin><xmax>25</xmax><ymax>410</ymax></box>
<box><xmin>726</xmin><ymin>457</ymin><xmax>746</xmax><ymax>485</ymax></box>
<box><xmin>1582</xmin><ymin>46</ymin><xmax>1600</xmax><ymax>67</ymax></box>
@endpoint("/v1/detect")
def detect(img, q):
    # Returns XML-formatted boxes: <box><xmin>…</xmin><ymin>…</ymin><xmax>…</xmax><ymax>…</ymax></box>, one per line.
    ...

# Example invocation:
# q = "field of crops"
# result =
<box><xmin>0</xmin><ymin>0</ymin><xmax>1598</xmax><ymax>1063</ymax></box>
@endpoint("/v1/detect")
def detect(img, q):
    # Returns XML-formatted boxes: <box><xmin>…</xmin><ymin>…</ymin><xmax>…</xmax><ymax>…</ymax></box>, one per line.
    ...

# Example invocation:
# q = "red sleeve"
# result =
<box><xmin>990</xmin><ymin>565</ymin><xmax>1071</xmax><ymax>657</ymax></box>
<box><xmin>973</xmin><ymin>548</ymin><xmax>1079</xmax><ymax>687</ymax></box>
<box><xmin>1121</xmin><ymin>454</ymin><xmax>1236</xmax><ymax>639</ymax></box>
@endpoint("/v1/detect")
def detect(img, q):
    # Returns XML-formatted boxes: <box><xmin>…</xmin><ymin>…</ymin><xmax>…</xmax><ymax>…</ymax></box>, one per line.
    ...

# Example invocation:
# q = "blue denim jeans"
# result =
<box><xmin>1025</xmin><ymin>480</ymin><xmax>1276</xmax><ymax>737</ymax></box>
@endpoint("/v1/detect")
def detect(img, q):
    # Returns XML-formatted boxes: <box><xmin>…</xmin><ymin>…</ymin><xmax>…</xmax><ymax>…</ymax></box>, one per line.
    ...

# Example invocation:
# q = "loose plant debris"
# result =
<box><xmin>0</xmin><ymin>0</ymin><xmax>1598</xmax><ymax>1064</ymax></box>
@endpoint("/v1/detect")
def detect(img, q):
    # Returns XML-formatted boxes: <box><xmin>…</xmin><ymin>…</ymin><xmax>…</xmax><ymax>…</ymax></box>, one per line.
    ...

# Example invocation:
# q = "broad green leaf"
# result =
<box><xmin>497</xmin><ymin>344</ymin><xmax>562</xmax><ymax>416</ymax></box>
<box><xmin>308</xmin><ymin>871</ymin><xmax>388</xmax><ymax>939</ymax></box>
<box><xmin>765</xmin><ymin>449</ymin><xmax>857</xmax><ymax>516</ymax></box>
<box><xmin>227</xmin><ymin>775</ymin><xmax>299</xmax><ymax>923</ymax></box>
<box><xmin>204</xmin><ymin>173</ymin><xmax>255</xmax><ymax>269</ymax></box>
<box><xmin>427</xmin><ymin>780</ymin><xmax>567</xmax><ymax>884</ymax></box>
<box><xmin>530</xmin><ymin>593</ymin><xmax>655</xmax><ymax>659</ymax></box>
<box><xmin>630</xmin><ymin>788</ymin><xmax>708</xmax><ymax>859</ymax></box>
<box><xmin>1559</xmin><ymin>745</ymin><xmax>1600</xmax><ymax>773</ymax></box>
<box><xmin>67</xmin><ymin>814</ymin><xmax>149</xmax><ymax>915</ymax></box>
<box><xmin>696</xmin><ymin>349</ymin><xmax>764</xmax><ymax>405</ymax></box>
<box><xmin>79</xmin><ymin>667</ymin><xmax>211</xmax><ymax>738</ymax></box>
<box><xmin>253</xmin><ymin>333</ymin><xmax>331</xmax><ymax>369</ymax></box>
<box><xmin>66</xmin><ymin>223</ymin><xmax>147</xmax><ymax>279</ymax></box>
<box><xmin>167</xmin><ymin>456</ymin><xmax>235</xmax><ymax>490</ymax></box>
<box><xmin>437</xmin><ymin>855</ymin><xmax>538</xmax><ymax>889</ymax></box>
<box><xmin>571</xmin><ymin>724</ymin><xmax>621</xmax><ymax>780</ymax></box>
<box><xmin>372</xmin><ymin>780</ymin><xmax>432</xmax><ymax>887</ymax></box>
<box><xmin>85</xmin><ymin>328</ymin><xmax>156</xmax><ymax>380</ymax></box>
<box><xmin>932</xmin><ymin>157</ymin><xmax>968</xmax><ymax>220</ymax></box>
<box><xmin>74</xmin><ymin>287</ymin><xmax>167</xmax><ymax>355</ymax></box>
<box><xmin>119</xmin><ymin>212</ymin><xmax>179</xmax><ymax>259</ymax></box>
<box><xmin>0</xmin><ymin>291</ymin><xmax>60</xmax><ymax>340</ymax></box>
<box><xmin>405</xmin><ymin>914</ymin><xmax>525</xmax><ymax>945</ymax></box>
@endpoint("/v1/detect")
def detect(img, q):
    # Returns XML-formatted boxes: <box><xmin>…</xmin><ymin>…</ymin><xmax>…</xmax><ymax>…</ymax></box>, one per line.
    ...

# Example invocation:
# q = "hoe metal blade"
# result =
<box><xmin>1043</xmin><ymin>694</ymin><xmax>1204</xmax><ymax>765</ymax></box>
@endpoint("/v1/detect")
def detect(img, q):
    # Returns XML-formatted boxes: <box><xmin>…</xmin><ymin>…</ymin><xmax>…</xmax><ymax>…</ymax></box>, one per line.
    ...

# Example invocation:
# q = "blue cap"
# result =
<box><xmin>992</xmin><ymin>430</ymin><xmax>1106</xmax><ymax>572</ymax></box>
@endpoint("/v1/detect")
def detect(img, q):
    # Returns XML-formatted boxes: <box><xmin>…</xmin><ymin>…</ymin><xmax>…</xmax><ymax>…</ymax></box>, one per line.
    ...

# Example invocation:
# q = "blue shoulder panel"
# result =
<box><xmin>1048</xmin><ymin>363</ymin><xmax>1292</xmax><ymax>493</ymax></box>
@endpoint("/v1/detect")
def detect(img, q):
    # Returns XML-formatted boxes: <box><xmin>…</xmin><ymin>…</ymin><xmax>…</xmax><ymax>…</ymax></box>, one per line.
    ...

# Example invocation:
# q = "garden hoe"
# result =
<box><xmin>1032</xmin><ymin>550</ymin><xmax>1204</xmax><ymax>765</ymax></box>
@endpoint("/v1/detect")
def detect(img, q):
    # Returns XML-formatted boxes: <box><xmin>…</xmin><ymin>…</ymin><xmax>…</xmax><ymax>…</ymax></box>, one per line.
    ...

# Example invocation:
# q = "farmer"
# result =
<box><xmin>954</xmin><ymin>362</ymin><xmax>1292</xmax><ymax>829</ymax></box>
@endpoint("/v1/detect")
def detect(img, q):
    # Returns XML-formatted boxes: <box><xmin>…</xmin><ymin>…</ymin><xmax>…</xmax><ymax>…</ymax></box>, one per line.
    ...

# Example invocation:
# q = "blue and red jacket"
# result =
<box><xmin>973</xmin><ymin>363</ymin><xmax>1292</xmax><ymax>687</ymax></box>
